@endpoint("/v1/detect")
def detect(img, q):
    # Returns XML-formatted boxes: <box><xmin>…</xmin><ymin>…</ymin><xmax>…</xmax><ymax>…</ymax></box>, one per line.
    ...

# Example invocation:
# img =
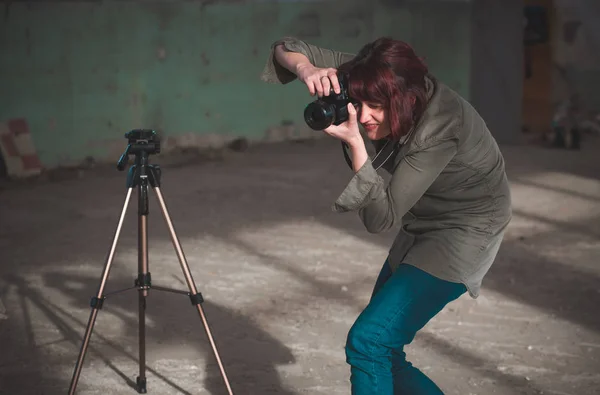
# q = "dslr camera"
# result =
<box><xmin>304</xmin><ymin>73</ymin><xmax>358</xmax><ymax>130</ymax></box>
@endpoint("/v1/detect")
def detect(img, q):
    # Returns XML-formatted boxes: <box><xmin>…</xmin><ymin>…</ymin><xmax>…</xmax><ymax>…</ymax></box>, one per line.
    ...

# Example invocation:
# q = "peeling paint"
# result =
<box><xmin>1</xmin><ymin>1</ymin><xmax>476</xmax><ymax>169</ymax></box>
<box><xmin>156</xmin><ymin>46</ymin><xmax>167</xmax><ymax>60</ymax></box>
<box><xmin>339</xmin><ymin>7</ymin><xmax>375</xmax><ymax>38</ymax></box>
<box><xmin>290</xmin><ymin>12</ymin><xmax>320</xmax><ymax>38</ymax></box>
<box><xmin>201</xmin><ymin>52</ymin><xmax>210</xmax><ymax>66</ymax></box>
<box><xmin>105</xmin><ymin>83</ymin><xmax>117</xmax><ymax>94</ymax></box>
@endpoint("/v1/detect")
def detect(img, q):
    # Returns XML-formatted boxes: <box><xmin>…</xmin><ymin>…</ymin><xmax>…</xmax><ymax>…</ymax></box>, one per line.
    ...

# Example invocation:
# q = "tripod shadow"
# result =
<box><xmin>0</xmin><ymin>275</ymin><xmax>74</xmax><ymax>395</ymax></box>
<box><xmin>1</xmin><ymin>273</ymin><xmax>143</xmax><ymax>395</ymax></box>
<box><xmin>198</xmin><ymin>301</ymin><xmax>297</xmax><ymax>395</ymax></box>
<box><xmin>42</xmin><ymin>270</ymin><xmax>297</xmax><ymax>395</ymax></box>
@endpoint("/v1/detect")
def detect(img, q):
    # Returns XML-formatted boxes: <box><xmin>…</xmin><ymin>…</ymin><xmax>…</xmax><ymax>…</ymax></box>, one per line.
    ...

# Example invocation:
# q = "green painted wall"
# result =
<box><xmin>0</xmin><ymin>1</ymin><xmax>472</xmax><ymax>169</ymax></box>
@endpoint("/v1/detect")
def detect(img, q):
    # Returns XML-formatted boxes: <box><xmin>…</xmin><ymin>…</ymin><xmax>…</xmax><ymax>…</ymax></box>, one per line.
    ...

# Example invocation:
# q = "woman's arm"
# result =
<box><xmin>273</xmin><ymin>44</ymin><xmax>340</xmax><ymax>97</ymax></box>
<box><xmin>273</xmin><ymin>44</ymin><xmax>312</xmax><ymax>76</ymax></box>
<box><xmin>331</xmin><ymin>127</ymin><xmax>459</xmax><ymax>235</ymax></box>
<box><xmin>355</xmin><ymin>139</ymin><xmax>457</xmax><ymax>233</ymax></box>
<box><xmin>272</xmin><ymin>39</ymin><xmax>355</xmax><ymax>71</ymax></box>
<box><xmin>261</xmin><ymin>37</ymin><xmax>355</xmax><ymax>89</ymax></box>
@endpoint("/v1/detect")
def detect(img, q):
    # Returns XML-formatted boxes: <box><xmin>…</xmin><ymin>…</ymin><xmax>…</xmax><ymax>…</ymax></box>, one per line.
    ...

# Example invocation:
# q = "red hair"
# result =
<box><xmin>338</xmin><ymin>37</ymin><xmax>429</xmax><ymax>141</ymax></box>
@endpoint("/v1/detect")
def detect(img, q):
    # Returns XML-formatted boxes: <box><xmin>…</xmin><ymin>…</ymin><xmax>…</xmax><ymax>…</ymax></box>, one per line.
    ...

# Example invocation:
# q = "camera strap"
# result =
<box><xmin>341</xmin><ymin>138</ymin><xmax>401</xmax><ymax>171</ymax></box>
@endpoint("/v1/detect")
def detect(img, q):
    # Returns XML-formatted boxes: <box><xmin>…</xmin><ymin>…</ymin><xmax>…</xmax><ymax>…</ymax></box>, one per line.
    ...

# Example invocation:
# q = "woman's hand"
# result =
<box><xmin>323</xmin><ymin>103</ymin><xmax>363</xmax><ymax>145</ymax></box>
<box><xmin>295</xmin><ymin>63</ymin><xmax>341</xmax><ymax>97</ymax></box>
<box><xmin>324</xmin><ymin>103</ymin><xmax>368</xmax><ymax>172</ymax></box>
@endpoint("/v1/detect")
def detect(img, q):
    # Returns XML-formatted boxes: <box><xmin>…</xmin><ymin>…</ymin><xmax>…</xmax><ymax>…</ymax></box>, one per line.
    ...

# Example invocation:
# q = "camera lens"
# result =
<box><xmin>304</xmin><ymin>101</ymin><xmax>335</xmax><ymax>130</ymax></box>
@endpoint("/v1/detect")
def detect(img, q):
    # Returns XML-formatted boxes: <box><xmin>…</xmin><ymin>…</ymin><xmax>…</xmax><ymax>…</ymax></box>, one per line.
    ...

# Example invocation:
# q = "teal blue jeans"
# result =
<box><xmin>345</xmin><ymin>261</ymin><xmax>466</xmax><ymax>394</ymax></box>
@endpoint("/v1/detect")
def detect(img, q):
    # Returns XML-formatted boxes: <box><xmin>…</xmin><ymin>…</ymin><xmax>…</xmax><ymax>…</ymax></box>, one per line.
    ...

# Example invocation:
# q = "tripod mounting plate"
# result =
<box><xmin>117</xmin><ymin>129</ymin><xmax>161</xmax><ymax>171</ymax></box>
<box><xmin>126</xmin><ymin>129</ymin><xmax>161</xmax><ymax>155</ymax></box>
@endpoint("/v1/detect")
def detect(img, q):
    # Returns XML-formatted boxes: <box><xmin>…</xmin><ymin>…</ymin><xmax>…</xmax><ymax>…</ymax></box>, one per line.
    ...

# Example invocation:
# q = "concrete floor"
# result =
<box><xmin>0</xmin><ymin>136</ymin><xmax>599</xmax><ymax>395</ymax></box>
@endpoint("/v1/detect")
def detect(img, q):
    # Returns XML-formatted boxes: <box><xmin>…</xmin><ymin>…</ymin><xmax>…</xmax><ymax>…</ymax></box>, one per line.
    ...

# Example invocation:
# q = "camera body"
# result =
<box><xmin>304</xmin><ymin>73</ymin><xmax>358</xmax><ymax>130</ymax></box>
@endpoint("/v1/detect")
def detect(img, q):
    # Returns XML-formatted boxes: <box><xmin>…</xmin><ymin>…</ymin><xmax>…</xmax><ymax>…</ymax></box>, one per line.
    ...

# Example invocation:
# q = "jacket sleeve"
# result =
<box><xmin>260</xmin><ymin>36</ymin><xmax>356</xmax><ymax>84</ymax></box>
<box><xmin>332</xmin><ymin>138</ymin><xmax>458</xmax><ymax>234</ymax></box>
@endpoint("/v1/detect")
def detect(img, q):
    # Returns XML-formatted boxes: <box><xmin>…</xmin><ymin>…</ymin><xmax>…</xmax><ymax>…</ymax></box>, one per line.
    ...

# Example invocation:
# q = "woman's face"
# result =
<box><xmin>357</xmin><ymin>102</ymin><xmax>391</xmax><ymax>140</ymax></box>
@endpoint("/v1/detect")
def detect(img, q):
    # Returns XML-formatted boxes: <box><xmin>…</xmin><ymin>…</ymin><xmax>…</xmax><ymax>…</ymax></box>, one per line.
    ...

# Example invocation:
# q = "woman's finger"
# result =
<box><xmin>314</xmin><ymin>77</ymin><xmax>324</xmax><ymax>97</ymax></box>
<box><xmin>321</xmin><ymin>75</ymin><xmax>331</xmax><ymax>96</ymax></box>
<box><xmin>347</xmin><ymin>103</ymin><xmax>358</xmax><ymax>126</ymax></box>
<box><xmin>306</xmin><ymin>80</ymin><xmax>316</xmax><ymax>96</ymax></box>
<box><xmin>328</xmin><ymin>70</ymin><xmax>340</xmax><ymax>94</ymax></box>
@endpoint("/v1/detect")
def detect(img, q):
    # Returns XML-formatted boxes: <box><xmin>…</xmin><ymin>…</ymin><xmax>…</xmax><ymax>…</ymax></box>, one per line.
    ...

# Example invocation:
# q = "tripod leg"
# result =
<box><xmin>69</xmin><ymin>188</ymin><xmax>134</xmax><ymax>395</ymax></box>
<box><xmin>137</xmin><ymin>213</ymin><xmax>149</xmax><ymax>393</ymax></box>
<box><xmin>135</xmin><ymin>167</ymin><xmax>153</xmax><ymax>394</ymax></box>
<box><xmin>153</xmin><ymin>187</ymin><xmax>234</xmax><ymax>395</ymax></box>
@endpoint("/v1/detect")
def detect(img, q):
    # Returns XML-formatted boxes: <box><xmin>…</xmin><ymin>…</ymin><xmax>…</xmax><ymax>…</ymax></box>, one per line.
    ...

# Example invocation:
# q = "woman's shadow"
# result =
<box><xmin>43</xmin><ymin>271</ymin><xmax>298</xmax><ymax>395</ymax></box>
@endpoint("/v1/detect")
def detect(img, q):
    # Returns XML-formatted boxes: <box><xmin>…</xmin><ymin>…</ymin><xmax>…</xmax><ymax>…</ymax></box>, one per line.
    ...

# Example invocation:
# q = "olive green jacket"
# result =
<box><xmin>261</xmin><ymin>37</ymin><xmax>512</xmax><ymax>298</ymax></box>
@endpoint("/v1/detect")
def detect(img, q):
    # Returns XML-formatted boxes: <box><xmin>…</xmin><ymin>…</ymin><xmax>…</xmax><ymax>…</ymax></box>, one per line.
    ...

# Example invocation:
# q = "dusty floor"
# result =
<box><xmin>0</xmin><ymin>136</ymin><xmax>599</xmax><ymax>395</ymax></box>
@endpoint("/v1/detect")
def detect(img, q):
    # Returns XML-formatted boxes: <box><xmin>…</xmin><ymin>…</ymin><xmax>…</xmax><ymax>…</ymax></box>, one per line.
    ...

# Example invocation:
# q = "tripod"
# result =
<box><xmin>68</xmin><ymin>130</ymin><xmax>233</xmax><ymax>394</ymax></box>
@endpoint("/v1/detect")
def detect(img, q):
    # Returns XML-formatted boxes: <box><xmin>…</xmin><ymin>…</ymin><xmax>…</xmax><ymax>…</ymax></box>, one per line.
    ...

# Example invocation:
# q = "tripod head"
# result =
<box><xmin>117</xmin><ymin>129</ymin><xmax>161</xmax><ymax>171</ymax></box>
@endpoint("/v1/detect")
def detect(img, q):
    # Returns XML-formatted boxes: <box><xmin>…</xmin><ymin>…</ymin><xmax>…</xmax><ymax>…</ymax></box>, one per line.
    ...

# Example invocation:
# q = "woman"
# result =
<box><xmin>261</xmin><ymin>36</ymin><xmax>512</xmax><ymax>394</ymax></box>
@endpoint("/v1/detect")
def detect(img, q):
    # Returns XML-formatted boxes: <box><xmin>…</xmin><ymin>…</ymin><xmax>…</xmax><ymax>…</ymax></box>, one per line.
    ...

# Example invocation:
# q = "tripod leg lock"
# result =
<box><xmin>90</xmin><ymin>296</ymin><xmax>105</xmax><ymax>309</ymax></box>
<box><xmin>135</xmin><ymin>273</ymin><xmax>152</xmax><ymax>288</ymax></box>
<box><xmin>189</xmin><ymin>292</ymin><xmax>204</xmax><ymax>305</ymax></box>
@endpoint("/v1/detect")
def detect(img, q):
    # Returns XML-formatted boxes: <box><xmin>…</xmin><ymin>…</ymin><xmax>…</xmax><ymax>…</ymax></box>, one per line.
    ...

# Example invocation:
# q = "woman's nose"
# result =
<box><xmin>359</xmin><ymin>108</ymin><xmax>371</xmax><ymax>123</ymax></box>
